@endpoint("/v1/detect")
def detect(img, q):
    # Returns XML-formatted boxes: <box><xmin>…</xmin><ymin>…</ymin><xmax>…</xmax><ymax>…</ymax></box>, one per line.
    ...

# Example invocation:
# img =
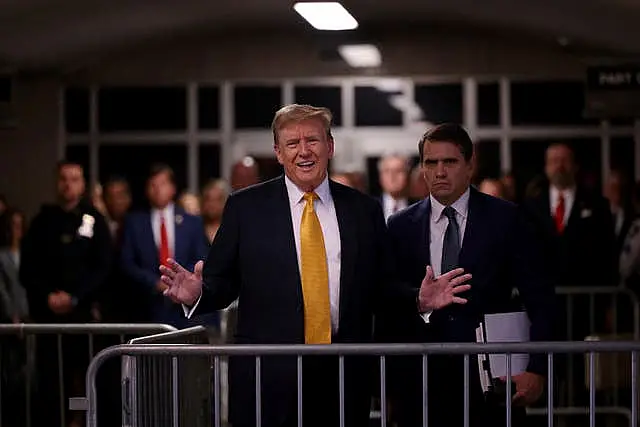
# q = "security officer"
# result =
<box><xmin>20</xmin><ymin>160</ymin><xmax>112</xmax><ymax>427</ymax></box>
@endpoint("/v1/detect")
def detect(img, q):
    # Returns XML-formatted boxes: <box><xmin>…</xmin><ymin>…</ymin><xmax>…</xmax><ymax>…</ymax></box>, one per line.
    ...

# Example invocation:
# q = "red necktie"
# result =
<box><xmin>159</xmin><ymin>215</ymin><xmax>170</xmax><ymax>267</ymax></box>
<box><xmin>555</xmin><ymin>193</ymin><xmax>565</xmax><ymax>234</ymax></box>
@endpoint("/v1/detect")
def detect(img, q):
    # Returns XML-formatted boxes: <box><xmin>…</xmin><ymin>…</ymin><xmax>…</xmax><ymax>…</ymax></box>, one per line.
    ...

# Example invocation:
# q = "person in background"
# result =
<box><xmin>329</xmin><ymin>171</ymin><xmax>355</xmax><ymax>188</ymax></box>
<box><xmin>0</xmin><ymin>194</ymin><xmax>8</xmax><ymax>216</ymax></box>
<box><xmin>231</xmin><ymin>156</ymin><xmax>260</xmax><ymax>191</ymax></box>
<box><xmin>21</xmin><ymin>160</ymin><xmax>112</xmax><ymax>427</ymax></box>
<box><xmin>604</xmin><ymin>169</ymin><xmax>634</xmax><ymax>265</ymax></box>
<box><xmin>478</xmin><ymin>178</ymin><xmax>506</xmax><ymax>199</ymax></box>
<box><xmin>500</xmin><ymin>172</ymin><xmax>517</xmax><ymax>202</ymax></box>
<box><xmin>378</xmin><ymin>154</ymin><xmax>412</xmax><ymax>221</ymax></box>
<box><xmin>201</xmin><ymin>179</ymin><xmax>229</xmax><ymax>243</ymax></box>
<box><xmin>121</xmin><ymin>163</ymin><xmax>209</xmax><ymax>327</ymax></box>
<box><xmin>0</xmin><ymin>209</ymin><xmax>31</xmax><ymax>427</ymax></box>
<box><xmin>408</xmin><ymin>164</ymin><xmax>429</xmax><ymax>200</ymax></box>
<box><xmin>179</xmin><ymin>191</ymin><xmax>201</xmax><ymax>216</ymax></box>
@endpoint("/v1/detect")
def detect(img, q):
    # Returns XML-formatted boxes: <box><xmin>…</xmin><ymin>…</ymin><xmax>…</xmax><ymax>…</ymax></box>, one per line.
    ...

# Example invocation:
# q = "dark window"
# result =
<box><xmin>474</xmin><ymin>140</ymin><xmax>501</xmax><ymax>182</ymax></box>
<box><xmin>234</xmin><ymin>85</ymin><xmax>281</xmax><ymax>129</ymax></box>
<box><xmin>98</xmin><ymin>87</ymin><xmax>187</xmax><ymax>132</ymax></box>
<box><xmin>511</xmin><ymin>81</ymin><xmax>598</xmax><ymax>126</ymax></box>
<box><xmin>65</xmin><ymin>144</ymin><xmax>90</xmax><ymax>181</ymax></box>
<box><xmin>610</xmin><ymin>137</ymin><xmax>635</xmax><ymax>181</ymax></box>
<box><xmin>65</xmin><ymin>87</ymin><xmax>90</xmax><ymax>133</ymax></box>
<box><xmin>512</xmin><ymin>138</ymin><xmax>602</xmax><ymax>200</ymax></box>
<box><xmin>294</xmin><ymin>86</ymin><xmax>342</xmax><ymax>126</ymax></box>
<box><xmin>478</xmin><ymin>83</ymin><xmax>500</xmax><ymax>126</ymax></box>
<box><xmin>99</xmin><ymin>144</ymin><xmax>187</xmax><ymax>210</ymax></box>
<box><xmin>0</xmin><ymin>76</ymin><xmax>11</xmax><ymax>102</ymax></box>
<box><xmin>198</xmin><ymin>144</ymin><xmax>221</xmax><ymax>189</ymax></box>
<box><xmin>198</xmin><ymin>86</ymin><xmax>220</xmax><ymax>129</ymax></box>
<box><xmin>414</xmin><ymin>84</ymin><xmax>463</xmax><ymax>124</ymax></box>
<box><xmin>355</xmin><ymin>86</ymin><xmax>403</xmax><ymax>126</ymax></box>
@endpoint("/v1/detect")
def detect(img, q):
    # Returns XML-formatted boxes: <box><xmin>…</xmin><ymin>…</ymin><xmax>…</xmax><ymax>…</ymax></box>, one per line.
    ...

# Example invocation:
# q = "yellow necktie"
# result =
<box><xmin>300</xmin><ymin>192</ymin><xmax>332</xmax><ymax>344</ymax></box>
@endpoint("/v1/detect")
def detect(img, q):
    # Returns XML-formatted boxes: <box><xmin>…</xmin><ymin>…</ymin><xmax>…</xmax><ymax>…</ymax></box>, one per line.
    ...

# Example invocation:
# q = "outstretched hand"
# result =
<box><xmin>159</xmin><ymin>258</ymin><xmax>204</xmax><ymax>306</ymax></box>
<box><xmin>418</xmin><ymin>266</ymin><xmax>472</xmax><ymax>312</ymax></box>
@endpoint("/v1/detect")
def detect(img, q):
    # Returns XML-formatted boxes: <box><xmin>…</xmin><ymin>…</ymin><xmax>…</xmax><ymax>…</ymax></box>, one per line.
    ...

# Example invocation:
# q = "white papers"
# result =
<box><xmin>476</xmin><ymin>311</ymin><xmax>530</xmax><ymax>391</ymax></box>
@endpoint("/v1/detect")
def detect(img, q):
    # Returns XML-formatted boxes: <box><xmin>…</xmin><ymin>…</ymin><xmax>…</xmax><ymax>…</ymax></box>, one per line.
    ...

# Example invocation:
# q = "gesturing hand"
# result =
<box><xmin>159</xmin><ymin>258</ymin><xmax>204</xmax><ymax>306</ymax></box>
<box><xmin>418</xmin><ymin>266</ymin><xmax>472</xmax><ymax>312</ymax></box>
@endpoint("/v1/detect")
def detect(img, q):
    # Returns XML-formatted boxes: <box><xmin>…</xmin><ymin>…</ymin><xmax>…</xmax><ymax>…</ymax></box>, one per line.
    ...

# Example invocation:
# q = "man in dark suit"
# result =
<box><xmin>380</xmin><ymin>124</ymin><xmax>556</xmax><ymax>427</ymax></box>
<box><xmin>121</xmin><ymin>164</ymin><xmax>209</xmax><ymax>328</ymax></box>
<box><xmin>161</xmin><ymin>104</ymin><xmax>451</xmax><ymax>427</ymax></box>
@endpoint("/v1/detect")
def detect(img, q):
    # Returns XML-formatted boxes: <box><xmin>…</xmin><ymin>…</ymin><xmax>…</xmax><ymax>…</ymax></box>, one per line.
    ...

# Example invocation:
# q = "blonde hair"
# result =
<box><xmin>271</xmin><ymin>104</ymin><xmax>333</xmax><ymax>144</ymax></box>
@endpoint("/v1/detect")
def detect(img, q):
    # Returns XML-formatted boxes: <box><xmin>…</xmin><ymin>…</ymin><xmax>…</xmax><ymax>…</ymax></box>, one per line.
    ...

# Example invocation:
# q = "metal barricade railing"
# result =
<box><xmin>80</xmin><ymin>341</ymin><xmax>640</xmax><ymax>427</ymax></box>
<box><xmin>0</xmin><ymin>323</ymin><xmax>176</xmax><ymax>427</ymax></box>
<box><xmin>555</xmin><ymin>286</ymin><xmax>640</xmax><ymax>409</ymax></box>
<box><xmin>120</xmin><ymin>326</ymin><xmax>212</xmax><ymax>427</ymax></box>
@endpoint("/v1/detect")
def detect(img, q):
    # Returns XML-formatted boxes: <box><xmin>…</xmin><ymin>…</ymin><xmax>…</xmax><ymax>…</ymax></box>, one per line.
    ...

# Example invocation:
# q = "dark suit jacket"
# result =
<box><xmin>380</xmin><ymin>188</ymin><xmax>556</xmax><ymax>427</ymax></box>
<box><xmin>195</xmin><ymin>176</ymin><xmax>388</xmax><ymax>427</ymax></box>
<box><xmin>523</xmin><ymin>184</ymin><xmax>616</xmax><ymax>288</ymax></box>
<box><xmin>121</xmin><ymin>206</ymin><xmax>208</xmax><ymax>327</ymax></box>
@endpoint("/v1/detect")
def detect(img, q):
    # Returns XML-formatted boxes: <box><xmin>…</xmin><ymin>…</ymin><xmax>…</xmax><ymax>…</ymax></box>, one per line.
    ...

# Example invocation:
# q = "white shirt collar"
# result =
<box><xmin>284</xmin><ymin>174</ymin><xmax>331</xmax><ymax>206</ymax></box>
<box><xmin>152</xmin><ymin>202</ymin><xmax>175</xmax><ymax>218</ymax></box>
<box><xmin>430</xmin><ymin>188</ymin><xmax>470</xmax><ymax>223</ymax></box>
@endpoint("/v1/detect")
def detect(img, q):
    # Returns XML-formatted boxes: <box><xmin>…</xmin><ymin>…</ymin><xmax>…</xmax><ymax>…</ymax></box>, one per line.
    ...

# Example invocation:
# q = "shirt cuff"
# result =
<box><xmin>420</xmin><ymin>310</ymin><xmax>433</xmax><ymax>323</ymax></box>
<box><xmin>182</xmin><ymin>292</ymin><xmax>202</xmax><ymax>319</ymax></box>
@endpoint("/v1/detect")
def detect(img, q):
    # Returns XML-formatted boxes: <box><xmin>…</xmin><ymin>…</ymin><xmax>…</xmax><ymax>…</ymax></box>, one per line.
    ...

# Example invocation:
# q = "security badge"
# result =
<box><xmin>175</xmin><ymin>214</ymin><xmax>183</xmax><ymax>225</ymax></box>
<box><xmin>77</xmin><ymin>214</ymin><xmax>95</xmax><ymax>238</ymax></box>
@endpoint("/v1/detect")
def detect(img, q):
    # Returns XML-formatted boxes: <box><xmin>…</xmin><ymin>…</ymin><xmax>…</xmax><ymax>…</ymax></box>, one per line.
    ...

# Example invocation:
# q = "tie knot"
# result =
<box><xmin>443</xmin><ymin>205</ymin><xmax>456</xmax><ymax>221</ymax></box>
<box><xmin>303</xmin><ymin>192</ymin><xmax>319</xmax><ymax>204</ymax></box>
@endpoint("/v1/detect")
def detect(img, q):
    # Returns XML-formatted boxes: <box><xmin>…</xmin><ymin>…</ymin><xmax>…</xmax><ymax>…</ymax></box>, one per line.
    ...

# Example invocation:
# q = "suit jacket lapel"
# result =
<box><xmin>0</xmin><ymin>252</ymin><xmax>19</xmax><ymax>288</ymax></box>
<box><xmin>458</xmin><ymin>188</ymin><xmax>484</xmax><ymax>268</ymax></box>
<box><xmin>412</xmin><ymin>198</ymin><xmax>432</xmax><ymax>268</ymax></box>
<box><xmin>273</xmin><ymin>177</ymin><xmax>303</xmax><ymax>298</ymax></box>
<box><xmin>173</xmin><ymin>207</ymin><xmax>185</xmax><ymax>263</ymax></box>
<box><xmin>143</xmin><ymin>212</ymin><xmax>158</xmax><ymax>265</ymax></box>
<box><xmin>330</xmin><ymin>182</ymin><xmax>358</xmax><ymax>329</ymax></box>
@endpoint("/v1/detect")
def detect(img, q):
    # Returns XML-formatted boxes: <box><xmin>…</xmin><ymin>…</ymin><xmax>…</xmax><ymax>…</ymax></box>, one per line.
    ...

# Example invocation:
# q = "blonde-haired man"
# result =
<box><xmin>162</xmin><ymin>104</ymin><xmax>392</xmax><ymax>427</ymax></box>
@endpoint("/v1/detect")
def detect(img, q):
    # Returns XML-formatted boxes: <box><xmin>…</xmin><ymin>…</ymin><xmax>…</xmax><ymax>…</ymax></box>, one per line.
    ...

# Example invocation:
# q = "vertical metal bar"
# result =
<box><xmin>57</xmin><ymin>334</ymin><xmax>66</xmax><ymax>427</ymax></box>
<box><xmin>172</xmin><ymin>357</ymin><xmax>179</xmax><ymax>427</ymax></box>
<box><xmin>422</xmin><ymin>355</ymin><xmax>428</xmax><ymax>427</ymax></box>
<box><xmin>380</xmin><ymin>355</ymin><xmax>387</xmax><ymax>427</ymax></box>
<box><xmin>547</xmin><ymin>353</ymin><xmax>554</xmax><ymax>427</ymax></box>
<box><xmin>589</xmin><ymin>352</ymin><xmax>595</xmax><ymax>427</ymax></box>
<box><xmin>214</xmin><ymin>356</ymin><xmax>221</xmax><ymax>427</ymax></box>
<box><xmin>297</xmin><ymin>356</ymin><xmax>303</xmax><ymax>427</ymax></box>
<box><xmin>339</xmin><ymin>355</ymin><xmax>345</xmax><ymax>427</ymax></box>
<box><xmin>632</xmin><ymin>351</ymin><xmax>638</xmax><ymax>427</ymax></box>
<box><xmin>506</xmin><ymin>354</ymin><xmax>512</xmax><ymax>427</ymax></box>
<box><xmin>464</xmin><ymin>354</ymin><xmax>469</xmax><ymax>427</ymax></box>
<box><xmin>0</xmin><ymin>348</ymin><xmax>3</xmax><ymax>427</ymax></box>
<box><xmin>256</xmin><ymin>356</ymin><xmax>262</xmax><ymax>427</ymax></box>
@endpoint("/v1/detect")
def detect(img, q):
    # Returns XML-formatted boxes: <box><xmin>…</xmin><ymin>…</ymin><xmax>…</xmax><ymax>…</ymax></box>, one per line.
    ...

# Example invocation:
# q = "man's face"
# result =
<box><xmin>379</xmin><ymin>157</ymin><xmax>408</xmax><ymax>197</ymax></box>
<box><xmin>104</xmin><ymin>182</ymin><xmax>131</xmax><ymax>220</ymax></box>
<box><xmin>422</xmin><ymin>141</ymin><xmax>472</xmax><ymax>205</ymax></box>
<box><xmin>274</xmin><ymin>118</ymin><xmax>334</xmax><ymax>192</ymax></box>
<box><xmin>545</xmin><ymin>145</ymin><xmax>576</xmax><ymax>189</ymax></box>
<box><xmin>57</xmin><ymin>165</ymin><xmax>85</xmax><ymax>204</ymax></box>
<box><xmin>146</xmin><ymin>171</ymin><xmax>176</xmax><ymax>209</ymax></box>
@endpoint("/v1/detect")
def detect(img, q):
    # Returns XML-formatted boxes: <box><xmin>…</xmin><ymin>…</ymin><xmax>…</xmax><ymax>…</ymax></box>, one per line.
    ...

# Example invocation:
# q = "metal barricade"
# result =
<box><xmin>120</xmin><ymin>326</ymin><xmax>212</xmax><ymax>427</ymax></box>
<box><xmin>0</xmin><ymin>323</ymin><xmax>176</xmax><ymax>427</ymax></box>
<box><xmin>555</xmin><ymin>286</ymin><xmax>640</xmax><ymax>409</ymax></box>
<box><xmin>81</xmin><ymin>341</ymin><xmax>640</xmax><ymax>427</ymax></box>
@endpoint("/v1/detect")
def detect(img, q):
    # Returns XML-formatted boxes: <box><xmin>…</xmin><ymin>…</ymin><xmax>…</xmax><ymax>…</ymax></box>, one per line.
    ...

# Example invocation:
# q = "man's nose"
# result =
<box><xmin>435</xmin><ymin>162</ymin><xmax>446</xmax><ymax>176</ymax></box>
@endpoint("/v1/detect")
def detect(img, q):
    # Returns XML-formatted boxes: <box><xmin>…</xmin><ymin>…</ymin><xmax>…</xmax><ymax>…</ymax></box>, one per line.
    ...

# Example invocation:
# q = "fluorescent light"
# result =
<box><xmin>293</xmin><ymin>2</ymin><xmax>358</xmax><ymax>31</ymax></box>
<box><xmin>338</xmin><ymin>44</ymin><xmax>381</xmax><ymax>68</ymax></box>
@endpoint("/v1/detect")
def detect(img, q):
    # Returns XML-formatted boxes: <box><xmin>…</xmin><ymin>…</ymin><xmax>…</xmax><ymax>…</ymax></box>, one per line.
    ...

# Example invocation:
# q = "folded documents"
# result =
<box><xmin>476</xmin><ymin>311</ymin><xmax>530</xmax><ymax>392</ymax></box>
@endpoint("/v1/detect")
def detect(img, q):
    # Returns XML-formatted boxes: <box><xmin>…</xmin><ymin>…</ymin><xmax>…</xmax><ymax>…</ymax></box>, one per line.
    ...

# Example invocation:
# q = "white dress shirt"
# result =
<box><xmin>151</xmin><ymin>203</ymin><xmax>175</xmax><ymax>257</ymax></box>
<box><xmin>185</xmin><ymin>176</ymin><xmax>342</xmax><ymax>333</ymax></box>
<box><xmin>421</xmin><ymin>188</ymin><xmax>470</xmax><ymax>323</ymax></box>
<box><xmin>549</xmin><ymin>186</ymin><xmax>575</xmax><ymax>226</ymax></box>
<box><xmin>382</xmin><ymin>193</ymin><xmax>408</xmax><ymax>222</ymax></box>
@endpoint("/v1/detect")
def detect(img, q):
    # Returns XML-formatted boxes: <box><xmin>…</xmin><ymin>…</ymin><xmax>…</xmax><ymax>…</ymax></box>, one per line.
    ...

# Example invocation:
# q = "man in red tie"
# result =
<box><xmin>121</xmin><ymin>164</ymin><xmax>209</xmax><ymax>327</ymax></box>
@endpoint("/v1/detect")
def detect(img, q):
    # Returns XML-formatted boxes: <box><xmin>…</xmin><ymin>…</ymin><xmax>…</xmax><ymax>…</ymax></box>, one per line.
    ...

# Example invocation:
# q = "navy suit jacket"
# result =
<box><xmin>121</xmin><ymin>206</ymin><xmax>208</xmax><ymax>327</ymax></box>
<box><xmin>380</xmin><ymin>187</ymin><xmax>556</xmax><ymax>426</ymax></box>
